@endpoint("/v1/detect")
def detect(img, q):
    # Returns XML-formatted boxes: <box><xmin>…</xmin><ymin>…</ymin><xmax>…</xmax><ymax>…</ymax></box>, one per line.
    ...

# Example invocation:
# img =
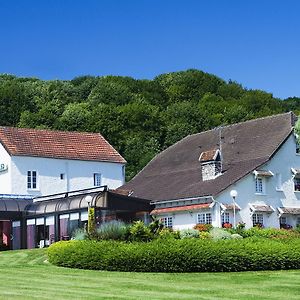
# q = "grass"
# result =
<box><xmin>0</xmin><ymin>249</ymin><xmax>299</xmax><ymax>299</ymax></box>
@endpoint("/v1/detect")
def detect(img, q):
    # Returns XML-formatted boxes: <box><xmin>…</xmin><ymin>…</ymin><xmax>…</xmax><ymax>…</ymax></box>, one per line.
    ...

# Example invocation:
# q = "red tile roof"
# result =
<box><xmin>0</xmin><ymin>127</ymin><xmax>126</xmax><ymax>164</ymax></box>
<box><xmin>150</xmin><ymin>203</ymin><xmax>211</xmax><ymax>215</ymax></box>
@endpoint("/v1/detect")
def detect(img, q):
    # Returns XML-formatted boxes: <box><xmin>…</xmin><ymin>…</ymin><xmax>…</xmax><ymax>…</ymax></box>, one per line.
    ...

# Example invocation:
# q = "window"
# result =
<box><xmin>255</xmin><ymin>178</ymin><xmax>263</xmax><ymax>193</ymax></box>
<box><xmin>252</xmin><ymin>213</ymin><xmax>263</xmax><ymax>226</ymax></box>
<box><xmin>161</xmin><ymin>216</ymin><xmax>173</xmax><ymax>228</ymax></box>
<box><xmin>297</xmin><ymin>217</ymin><xmax>300</xmax><ymax>226</ymax></box>
<box><xmin>221</xmin><ymin>212</ymin><xmax>230</xmax><ymax>224</ymax></box>
<box><xmin>197</xmin><ymin>213</ymin><xmax>212</xmax><ymax>224</ymax></box>
<box><xmin>93</xmin><ymin>173</ymin><xmax>101</xmax><ymax>187</ymax></box>
<box><xmin>275</xmin><ymin>173</ymin><xmax>282</xmax><ymax>190</ymax></box>
<box><xmin>294</xmin><ymin>177</ymin><xmax>300</xmax><ymax>191</ymax></box>
<box><xmin>279</xmin><ymin>216</ymin><xmax>287</xmax><ymax>225</ymax></box>
<box><xmin>27</xmin><ymin>171</ymin><xmax>37</xmax><ymax>189</ymax></box>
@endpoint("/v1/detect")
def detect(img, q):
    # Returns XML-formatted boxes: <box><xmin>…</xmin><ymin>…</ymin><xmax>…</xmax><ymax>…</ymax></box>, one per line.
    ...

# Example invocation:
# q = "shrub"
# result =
<box><xmin>193</xmin><ymin>223</ymin><xmax>213</xmax><ymax>232</ymax></box>
<box><xmin>48</xmin><ymin>238</ymin><xmax>300</xmax><ymax>272</ymax></box>
<box><xmin>72</xmin><ymin>228</ymin><xmax>87</xmax><ymax>241</ymax></box>
<box><xmin>199</xmin><ymin>231</ymin><xmax>210</xmax><ymax>239</ymax></box>
<box><xmin>222</xmin><ymin>222</ymin><xmax>232</xmax><ymax>229</ymax></box>
<box><xmin>210</xmin><ymin>228</ymin><xmax>232</xmax><ymax>240</ymax></box>
<box><xmin>180</xmin><ymin>229</ymin><xmax>199</xmax><ymax>239</ymax></box>
<box><xmin>129</xmin><ymin>221</ymin><xmax>152</xmax><ymax>242</ymax></box>
<box><xmin>241</xmin><ymin>227</ymin><xmax>300</xmax><ymax>239</ymax></box>
<box><xmin>158</xmin><ymin>228</ymin><xmax>180</xmax><ymax>240</ymax></box>
<box><xmin>96</xmin><ymin>220</ymin><xmax>129</xmax><ymax>241</ymax></box>
<box><xmin>231</xmin><ymin>233</ymin><xmax>243</xmax><ymax>239</ymax></box>
<box><xmin>148</xmin><ymin>218</ymin><xmax>164</xmax><ymax>235</ymax></box>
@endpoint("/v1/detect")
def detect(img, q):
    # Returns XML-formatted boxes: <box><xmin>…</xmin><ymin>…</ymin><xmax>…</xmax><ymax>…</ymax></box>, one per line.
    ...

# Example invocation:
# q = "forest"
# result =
<box><xmin>1</xmin><ymin>69</ymin><xmax>300</xmax><ymax>180</ymax></box>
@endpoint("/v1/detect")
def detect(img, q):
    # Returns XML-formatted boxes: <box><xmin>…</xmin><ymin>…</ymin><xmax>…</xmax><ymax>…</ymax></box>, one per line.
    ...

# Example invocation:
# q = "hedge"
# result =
<box><xmin>47</xmin><ymin>238</ymin><xmax>300</xmax><ymax>272</ymax></box>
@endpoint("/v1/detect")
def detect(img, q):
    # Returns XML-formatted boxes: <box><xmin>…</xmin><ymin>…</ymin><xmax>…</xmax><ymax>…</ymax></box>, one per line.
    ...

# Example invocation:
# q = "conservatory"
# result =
<box><xmin>0</xmin><ymin>187</ymin><xmax>151</xmax><ymax>250</ymax></box>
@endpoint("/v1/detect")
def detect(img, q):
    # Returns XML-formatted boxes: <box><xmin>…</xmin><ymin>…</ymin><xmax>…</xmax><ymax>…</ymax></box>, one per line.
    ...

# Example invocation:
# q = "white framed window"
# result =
<box><xmin>221</xmin><ymin>212</ymin><xmax>230</xmax><ymax>224</ymax></box>
<box><xmin>252</xmin><ymin>213</ymin><xmax>263</xmax><ymax>226</ymax></box>
<box><xmin>27</xmin><ymin>170</ymin><xmax>37</xmax><ymax>189</ymax></box>
<box><xmin>161</xmin><ymin>216</ymin><xmax>173</xmax><ymax>228</ymax></box>
<box><xmin>294</xmin><ymin>177</ymin><xmax>300</xmax><ymax>192</ymax></box>
<box><xmin>297</xmin><ymin>217</ymin><xmax>300</xmax><ymax>226</ymax></box>
<box><xmin>275</xmin><ymin>173</ymin><xmax>282</xmax><ymax>190</ymax></box>
<box><xmin>279</xmin><ymin>216</ymin><xmax>287</xmax><ymax>225</ymax></box>
<box><xmin>197</xmin><ymin>213</ymin><xmax>212</xmax><ymax>224</ymax></box>
<box><xmin>255</xmin><ymin>177</ymin><xmax>264</xmax><ymax>194</ymax></box>
<box><xmin>93</xmin><ymin>173</ymin><xmax>102</xmax><ymax>187</ymax></box>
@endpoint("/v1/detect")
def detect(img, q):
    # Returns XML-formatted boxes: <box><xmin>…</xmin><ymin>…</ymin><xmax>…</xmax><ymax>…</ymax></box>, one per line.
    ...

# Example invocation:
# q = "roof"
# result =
<box><xmin>278</xmin><ymin>207</ymin><xmax>300</xmax><ymax>215</ymax></box>
<box><xmin>199</xmin><ymin>149</ymin><xmax>219</xmax><ymax>162</ymax></box>
<box><xmin>120</xmin><ymin>112</ymin><xmax>296</xmax><ymax>202</ymax></box>
<box><xmin>253</xmin><ymin>170</ymin><xmax>274</xmax><ymax>177</ymax></box>
<box><xmin>150</xmin><ymin>203</ymin><xmax>211</xmax><ymax>215</ymax></box>
<box><xmin>0</xmin><ymin>127</ymin><xmax>126</xmax><ymax>164</ymax></box>
<box><xmin>250</xmin><ymin>204</ymin><xmax>275</xmax><ymax>213</ymax></box>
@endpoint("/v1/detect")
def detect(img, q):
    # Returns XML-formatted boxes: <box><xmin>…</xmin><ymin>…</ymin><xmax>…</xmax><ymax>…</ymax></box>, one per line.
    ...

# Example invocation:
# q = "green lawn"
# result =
<box><xmin>0</xmin><ymin>249</ymin><xmax>299</xmax><ymax>299</ymax></box>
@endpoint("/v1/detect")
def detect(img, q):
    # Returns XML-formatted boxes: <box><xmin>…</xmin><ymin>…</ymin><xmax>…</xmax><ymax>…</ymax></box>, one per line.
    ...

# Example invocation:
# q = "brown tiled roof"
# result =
<box><xmin>120</xmin><ymin>112</ymin><xmax>295</xmax><ymax>202</ymax></box>
<box><xmin>250</xmin><ymin>205</ymin><xmax>274</xmax><ymax>213</ymax></box>
<box><xmin>279</xmin><ymin>207</ymin><xmax>300</xmax><ymax>215</ymax></box>
<box><xmin>199</xmin><ymin>149</ymin><xmax>218</xmax><ymax>162</ymax></box>
<box><xmin>254</xmin><ymin>170</ymin><xmax>273</xmax><ymax>177</ymax></box>
<box><xmin>0</xmin><ymin>127</ymin><xmax>126</xmax><ymax>163</ymax></box>
<box><xmin>150</xmin><ymin>203</ymin><xmax>211</xmax><ymax>215</ymax></box>
<box><xmin>222</xmin><ymin>203</ymin><xmax>241</xmax><ymax>211</ymax></box>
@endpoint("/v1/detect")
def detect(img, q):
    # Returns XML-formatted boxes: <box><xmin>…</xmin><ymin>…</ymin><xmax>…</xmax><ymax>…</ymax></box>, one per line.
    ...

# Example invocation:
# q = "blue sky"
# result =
<box><xmin>0</xmin><ymin>0</ymin><xmax>299</xmax><ymax>99</ymax></box>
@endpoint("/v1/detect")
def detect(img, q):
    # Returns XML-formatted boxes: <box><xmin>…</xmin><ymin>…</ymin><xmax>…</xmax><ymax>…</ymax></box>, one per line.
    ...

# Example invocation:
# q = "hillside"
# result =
<box><xmin>1</xmin><ymin>69</ymin><xmax>299</xmax><ymax>180</ymax></box>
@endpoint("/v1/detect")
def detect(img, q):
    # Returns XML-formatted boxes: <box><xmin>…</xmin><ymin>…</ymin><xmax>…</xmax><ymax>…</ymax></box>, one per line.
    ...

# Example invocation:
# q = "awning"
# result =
<box><xmin>220</xmin><ymin>203</ymin><xmax>241</xmax><ymax>211</ymax></box>
<box><xmin>278</xmin><ymin>207</ymin><xmax>300</xmax><ymax>215</ymax></box>
<box><xmin>150</xmin><ymin>203</ymin><xmax>213</xmax><ymax>215</ymax></box>
<box><xmin>291</xmin><ymin>168</ymin><xmax>300</xmax><ymax>175</ymax></box>
<box><xmin>249</xmin><ymin>204</ymin><xmax>275</xmax><ymax>213</ymax></box>
<box><xmin>253</xmin><ymin>170</ymin><xmax>273</xmax><ymax>177</ymax></box>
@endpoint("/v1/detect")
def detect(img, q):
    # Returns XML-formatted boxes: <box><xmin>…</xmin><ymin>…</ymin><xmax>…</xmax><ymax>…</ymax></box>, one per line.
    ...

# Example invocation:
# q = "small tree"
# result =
<box><xmin>87</xmin><ymin>207</ymin><xmax>96</xmax><ymax>237</ymax></box>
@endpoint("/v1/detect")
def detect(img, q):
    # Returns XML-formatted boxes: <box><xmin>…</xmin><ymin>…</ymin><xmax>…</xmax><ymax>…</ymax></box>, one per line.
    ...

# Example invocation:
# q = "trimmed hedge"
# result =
<box><xmin>48</xmin><ymin>238</ymin><xmax>300</xmax><ymax>272</ymax></box>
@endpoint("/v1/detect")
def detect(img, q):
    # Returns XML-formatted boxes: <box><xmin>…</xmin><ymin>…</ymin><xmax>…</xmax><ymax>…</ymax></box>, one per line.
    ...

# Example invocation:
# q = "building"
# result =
<box><xmin>0</xmin><ymin>126</ymin><xmax>126</xmax><ymax>196</ymax></box>
<box><xmin>119</xmin><ymin>112</ymin><xmax>300</xmax><ymax>230</ymax></box>
<box><xmin>0</xmin><ymin>127</ymin><xmax>151</xmax><ymax>250</ymax></box>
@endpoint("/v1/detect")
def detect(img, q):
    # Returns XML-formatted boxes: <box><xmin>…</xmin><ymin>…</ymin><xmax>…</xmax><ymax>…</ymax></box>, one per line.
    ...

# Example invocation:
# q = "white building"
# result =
<box><xmin>120</xmin><ymin>112</ymin><xmax>300</xmax><ymax>229</ymax></box>
<box><xmin>0</xmin><ymin>127</ymin><xmax>126</xmax><ymax>197</ymax></box>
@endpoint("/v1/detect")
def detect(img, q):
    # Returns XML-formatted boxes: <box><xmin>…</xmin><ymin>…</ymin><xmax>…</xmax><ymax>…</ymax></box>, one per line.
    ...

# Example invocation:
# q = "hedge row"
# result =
<box><xmin>48</xmin><ymin>238</ymin><xmax>300</xmax><ymax>272</ymax></box>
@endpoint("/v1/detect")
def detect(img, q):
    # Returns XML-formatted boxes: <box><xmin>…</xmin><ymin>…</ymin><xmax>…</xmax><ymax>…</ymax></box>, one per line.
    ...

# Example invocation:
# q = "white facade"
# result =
<box><xmin>0</xmin><ymin>147</ymin><xmax>125</xmax><ymax>196</ymax></box>
<box><xmin>155</xmin><ymin>134</ymin><xmax>300</xmax><ymax>230</ymax></box>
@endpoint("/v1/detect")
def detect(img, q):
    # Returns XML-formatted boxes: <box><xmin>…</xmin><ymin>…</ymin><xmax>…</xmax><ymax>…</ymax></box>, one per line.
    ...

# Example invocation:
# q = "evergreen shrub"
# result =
<box><xmin>48</xmin><ymin>238</ymin><xmax>300</xmax><ymax>272</ymax></box>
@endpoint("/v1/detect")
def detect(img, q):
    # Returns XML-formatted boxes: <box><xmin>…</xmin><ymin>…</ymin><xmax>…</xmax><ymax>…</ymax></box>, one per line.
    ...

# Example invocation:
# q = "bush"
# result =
<box><xmin>231</xmin><ymin>233</ymin><xmax>243</xmax><ymax>239</ymax></box>
<box><xmin>96</xmin><ymin>220</ymin><xmax>129</xmax><ymax>241</ymax></box>
<box><xmin>158</xmin><ymin>228</ymin><xmax>180</xmax><ymax>240</ymax></box>
<box><xmin>193</xmin><ymin>224</ymin><xmax>213</xmax><ymax>232</ymax></box>
<box><xmin>129</xmin><ymin>221</ymin><xmax>152</xmax><ymax>242</ymax></box>
<box><xmin>48</xmin><ymin>238</ymin><xmax>300</xmax><ymax>272</ymax></box>
<box><xmin>180</xmin><ymin>229</ymin><xmax>199</xmax><ymax>239</ymax></box>
<box><xmin>72</xmin><ymin>228</ymin><xmax>87</xmax><ymax>241</ymax></box>
<box><xmin>240</xmin><ymin>227</ymin><xmax>300</xmax><ymax>239</ymax></box>
<box><xmin>210</xmin><ymin>228</ymin><xmax>232</xmax><ymax>240</ymax></box>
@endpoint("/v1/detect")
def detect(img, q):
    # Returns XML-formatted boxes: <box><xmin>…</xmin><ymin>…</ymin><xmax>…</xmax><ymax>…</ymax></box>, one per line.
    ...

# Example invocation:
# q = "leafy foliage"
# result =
<box><xmin>48</xmin><ymin>238</ymin><xmax>300</xmax><ymax>272</ymax></box>
<box><xmin>0</xmin><ymin>70</ymin><xmax>298</xmax><ymax>180</ymax></box>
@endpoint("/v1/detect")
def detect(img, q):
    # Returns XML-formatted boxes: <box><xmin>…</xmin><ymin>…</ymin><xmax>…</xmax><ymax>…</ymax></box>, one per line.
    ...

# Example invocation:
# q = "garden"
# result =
<box><xmin>48</xmin><ymin>219</ymin><xmax>300</xmax><ymax>273</ymax></box>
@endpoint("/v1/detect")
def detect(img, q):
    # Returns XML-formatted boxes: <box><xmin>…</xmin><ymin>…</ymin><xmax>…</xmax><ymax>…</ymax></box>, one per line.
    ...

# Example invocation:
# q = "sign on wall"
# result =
<box><xmin>0</xmin><ymin>163</ymin><xmax>8</xmax><ymax>172</ymax></box>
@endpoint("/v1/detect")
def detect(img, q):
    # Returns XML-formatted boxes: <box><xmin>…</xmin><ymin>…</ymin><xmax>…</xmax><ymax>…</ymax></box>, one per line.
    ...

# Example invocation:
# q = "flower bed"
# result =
<box><xmin>48</xmin><ymin>238</ymin><xmax>300</xmax><ymax>273</ymax></box>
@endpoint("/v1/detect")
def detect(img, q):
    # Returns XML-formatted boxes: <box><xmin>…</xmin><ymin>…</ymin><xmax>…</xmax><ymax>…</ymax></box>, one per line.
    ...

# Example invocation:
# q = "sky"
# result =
<box><xmin>0</xmin><ymin>0</ymin><xmax>300</xmax><ymax>99</ymax></box>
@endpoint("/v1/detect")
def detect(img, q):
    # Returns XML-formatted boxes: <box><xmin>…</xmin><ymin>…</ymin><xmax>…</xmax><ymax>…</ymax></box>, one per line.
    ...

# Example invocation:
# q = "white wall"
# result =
<box><xmin>8</xmin><ymin>155</ymin><xmax>125</xmax><ymax>196</ymax></box>
<box><xmin>216</xmin><ymin>134</ymin><xmax>300</xmax><ymax>229</ymax></box>
<box><xmin>0</xmin><ymin>144</ymin><xmax>12</xmax><ymax>194</ymax></box>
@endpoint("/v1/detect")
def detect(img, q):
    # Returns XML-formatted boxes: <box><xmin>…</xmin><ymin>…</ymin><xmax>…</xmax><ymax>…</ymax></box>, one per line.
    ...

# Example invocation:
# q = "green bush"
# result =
<box><xmin>48</xmin><ymin>238</ymin><xmax>300</xmax><ymax>272</ymax></box>
<box><xmin>71</xmin><ymin>228</ymin><xmax>87</xmax><ymax>241</ymax></box>
<box><xmin>158</xmin><ymin>228</ymin><xmax>180</xmax><ymax>240</ymax></box>
<box><xmin>210</xmin><ymin>228</ymin><xmax>232</xmax><ymax>240</ymax></box>
<box><xmin>96</xmin><ymin>220</ymin><xmax>129</xmax><ymax>241</ymax></box>
<box><xmin>129</xmin><ymin>221</ymin><xmax>152</xmax><ymax>242</ymax></box>
<box><xmin>180</xmin><ymin>229</ymin><xmax>199</xmax><ymax>239</ymax></box>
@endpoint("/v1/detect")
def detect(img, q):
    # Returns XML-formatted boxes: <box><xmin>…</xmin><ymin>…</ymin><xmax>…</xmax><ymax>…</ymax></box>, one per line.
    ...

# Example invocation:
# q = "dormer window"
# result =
<box><xmin>199</xmin><ymin>149</ymin><xmax>222</xmax><ymax>181</ymax></box>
